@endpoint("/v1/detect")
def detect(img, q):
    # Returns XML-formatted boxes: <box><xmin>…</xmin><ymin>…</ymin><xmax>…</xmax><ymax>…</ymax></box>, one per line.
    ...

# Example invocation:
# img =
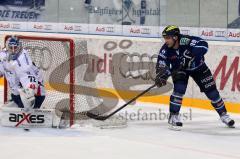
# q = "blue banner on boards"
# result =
<box><xmin>0</xmin><ymin>0</ymin><xmax>45</xmax><ymax>7</ymax></box>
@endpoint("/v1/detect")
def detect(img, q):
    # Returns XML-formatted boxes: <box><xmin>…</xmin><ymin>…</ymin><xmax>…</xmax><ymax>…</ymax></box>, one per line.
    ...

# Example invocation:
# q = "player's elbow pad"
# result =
<box><xmin>192</xmin><ymin>41</ymin><xmax>208</xmax><ymax>57</ymax></box>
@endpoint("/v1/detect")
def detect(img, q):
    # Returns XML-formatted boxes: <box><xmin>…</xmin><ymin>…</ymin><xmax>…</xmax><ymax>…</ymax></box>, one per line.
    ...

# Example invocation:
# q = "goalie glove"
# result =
<box><xmin>19</xmin><ymin>84</ymin><xmax>36</xmax><ymax>109</ymax></box>
<box><xmin>24</xmin><ymin>87</ymin><xmax>35</xmax><ymax>101</ymax></box>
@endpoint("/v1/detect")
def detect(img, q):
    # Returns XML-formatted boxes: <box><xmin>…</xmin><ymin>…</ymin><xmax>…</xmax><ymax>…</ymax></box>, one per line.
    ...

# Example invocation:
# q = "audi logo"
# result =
<box><xmin>106</xmin><ymin>27</ymin><xmax>114</xmax><ymax>33</ymax></box>
<box><xmin>141</xmin><ymin>28</ymin><xmax>151</xmax><ymax>35</ymax></box>
<box><xmin>181</xmin><ymin>30</ymin><xmax>190</xmax><ymax>35</ymax></box>
<box><xmin>215</xmin><ymin>31</ymin><xmax>226</xmax><ymax>37</ymax></box>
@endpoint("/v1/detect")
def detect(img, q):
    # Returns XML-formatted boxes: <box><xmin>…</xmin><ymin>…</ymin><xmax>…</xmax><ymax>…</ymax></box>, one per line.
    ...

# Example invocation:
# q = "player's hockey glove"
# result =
<box><xmin>155</xmin><ymin>65</ymin><xmax>171</xmax><ymax>88</ymax></box>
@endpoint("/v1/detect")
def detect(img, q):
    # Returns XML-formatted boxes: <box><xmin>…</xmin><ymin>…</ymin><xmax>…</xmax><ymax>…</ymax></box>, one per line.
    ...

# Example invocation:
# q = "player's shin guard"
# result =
<box><xmin>205</xmin><ymin>89</ymin><xmax>226</xmax><ymax>115</ymax></box>
<box><xmin>212</xmin><ymin>98</ymin><xmax>235</xmax><ymax>127</ymax></box>
<box><xmin>169</xmin><ymin>93</ymin><xmax>183</xmax><ymax>129</ymax></box>
<box><xmin>206</xmin><ymin>90</ymin><xmax>235</xmax><ymax>127</ymax></box>
<box><xmin>169</xmin><ymin>93</ymin><xmax>183</xmax><ymax>114</ymax></box>
<box><xmin>211</xmin><ymin>97</ymin><xmax>227</xmax><ymax>116</ymax></box>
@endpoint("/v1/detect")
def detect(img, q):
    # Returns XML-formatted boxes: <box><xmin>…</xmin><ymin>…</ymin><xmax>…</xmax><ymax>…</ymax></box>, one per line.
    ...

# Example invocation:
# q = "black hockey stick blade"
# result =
<box><xmin>86</xmin><ymin>84</ymin><xmax>157</xmax><ymax>121</ymax></box>
<box><xmin>86</xmin><ymin>111</ymin><xmax>109</xmax><ymax>121</ymax></box>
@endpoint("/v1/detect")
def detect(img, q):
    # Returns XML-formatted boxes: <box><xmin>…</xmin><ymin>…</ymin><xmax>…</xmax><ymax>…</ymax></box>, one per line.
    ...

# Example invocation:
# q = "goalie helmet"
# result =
<box><xmin>7</xmin><ymin>36</ymin><xmax>22</xmax><ymax>60</ymax></box>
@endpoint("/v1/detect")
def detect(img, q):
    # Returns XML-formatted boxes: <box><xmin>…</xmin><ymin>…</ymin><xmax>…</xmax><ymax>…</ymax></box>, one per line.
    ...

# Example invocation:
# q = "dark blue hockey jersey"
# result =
<box><xmin>156</xmin><ymin>35</ymin><xmax>208</xmax><ymax>73</ymax></box>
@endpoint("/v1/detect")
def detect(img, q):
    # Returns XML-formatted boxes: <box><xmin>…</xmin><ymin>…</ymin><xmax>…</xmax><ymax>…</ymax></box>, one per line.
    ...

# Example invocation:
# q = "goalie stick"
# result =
<box><xmin>86</xmin><ymin>83</ymin><xmax>157</xmax><ymax>121</ymax></box>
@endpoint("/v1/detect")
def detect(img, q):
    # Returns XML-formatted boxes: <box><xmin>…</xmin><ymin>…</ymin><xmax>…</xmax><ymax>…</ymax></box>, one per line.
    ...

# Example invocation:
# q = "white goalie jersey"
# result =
<box><xmin>0</xmin><ymin>47</ymin><xmax>61</xmax><ymax>129</ymax></box>
<box><xmin>0</xmin><ymin>48</ymin><xmax>45</xmax><ymax>97</ymax></box>
<box><xmin>0</xmin><ymin>51</ymin><xmax>20</xmax><ymax>95</ymax></box>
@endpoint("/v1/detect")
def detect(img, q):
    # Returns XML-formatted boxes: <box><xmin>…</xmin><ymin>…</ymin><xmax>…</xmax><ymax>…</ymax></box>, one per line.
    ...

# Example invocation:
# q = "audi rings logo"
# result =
<box><xmin>45</xmin><ymin>25</ymin><xmax>53</xmax><ymax>31</ymax></box>
<box><xmin>106</xmin><ymin>27</ymin><xmax>114</xmax><ymax>33</ymax></box>
<box><xmin>103</xmin><ymin>39</ymin><xmax>158</xmax><ymax>81</ymax></box>
<box><xmin>215</xmin><ymin>31</ymin><xmax>226</xmax><ymax>37</ymax></box>
<box><xmin>141</xmin><ymin>28</ymin><xmax>151</xmax><ymax>35</ymax></box>
<box><xmin>119</xmin><ymin>53</ymin><xmax>158</xmax><ymax>80</ymax></box>
<box><xmin>11</xmin><ymin>23</ymin><xmax>21</xmax><ymax>30</ymax></box>
<box><xmin>74</xmin><ymin>25</ymin><xmax>82</xmax><ymax>31</ymax></box>
<box><xmin>181</xmin><ymin>30</ymin><xmax>190</xmax><ymax>35</ymax></box>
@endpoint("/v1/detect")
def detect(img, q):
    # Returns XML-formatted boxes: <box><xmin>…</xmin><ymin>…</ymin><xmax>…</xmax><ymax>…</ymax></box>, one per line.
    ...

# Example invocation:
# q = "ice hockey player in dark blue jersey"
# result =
<box><xmin>155</xmin><ymin>25</ymin><xmax>235</xmax><ymax>130</ymax></box>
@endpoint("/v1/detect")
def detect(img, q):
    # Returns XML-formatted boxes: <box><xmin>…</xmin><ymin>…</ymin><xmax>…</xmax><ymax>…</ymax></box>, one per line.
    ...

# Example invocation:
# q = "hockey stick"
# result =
<box><xmin>86</xmin><ymin>83</ymin><xmax>157</xmax><ymax>120</ymax></box>
<box><xmin>87</xmin><ymin>62</ymin><xmax>185</xmax><ymax>121</ymax></box>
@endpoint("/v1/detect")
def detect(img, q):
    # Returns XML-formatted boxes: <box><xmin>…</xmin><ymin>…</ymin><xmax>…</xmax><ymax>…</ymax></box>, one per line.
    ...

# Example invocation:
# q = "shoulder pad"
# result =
<box><xmin>21</xmin><ymin>48</ymin><xmax>28</xmax><ymax>54</ymax></box>
<box><xmin>179</xmin><ymin>37</ymin><xmax>191</xmax><ymax>45</ymax></box>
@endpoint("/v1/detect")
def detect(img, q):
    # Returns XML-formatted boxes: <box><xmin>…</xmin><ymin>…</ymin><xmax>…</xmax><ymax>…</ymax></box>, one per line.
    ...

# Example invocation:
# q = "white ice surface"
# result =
<box><xmin>0</xmin><ymin>86</ymin><xmax>240</xmax><ymax>159</ymax></box>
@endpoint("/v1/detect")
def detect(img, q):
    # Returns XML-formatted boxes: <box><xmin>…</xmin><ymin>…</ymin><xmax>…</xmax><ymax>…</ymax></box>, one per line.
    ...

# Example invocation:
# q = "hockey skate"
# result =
<box><xmin>168</xmin><ymin>113</ymin><xmax>183</xmax><ymax>131</ymax></box>
<box><xmin>220</xmin><ymin>113</ymin><xmax>235</xmax><ymax>128</ymax></box>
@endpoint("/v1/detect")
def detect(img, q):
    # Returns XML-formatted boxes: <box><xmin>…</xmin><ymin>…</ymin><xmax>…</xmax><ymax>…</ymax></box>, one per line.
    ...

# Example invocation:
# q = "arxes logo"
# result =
<box><xmin>9</xmin><ymin>113</ymin><xmax>45</xmax><ymax>127</ymax></box>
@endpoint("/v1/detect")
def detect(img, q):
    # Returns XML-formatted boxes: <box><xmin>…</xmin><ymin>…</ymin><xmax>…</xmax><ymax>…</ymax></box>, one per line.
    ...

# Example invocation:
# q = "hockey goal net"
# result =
<box><xmin>4</xmin><ymin>35</ymin><xmax>127</xmax><ymax>128</ymax></box>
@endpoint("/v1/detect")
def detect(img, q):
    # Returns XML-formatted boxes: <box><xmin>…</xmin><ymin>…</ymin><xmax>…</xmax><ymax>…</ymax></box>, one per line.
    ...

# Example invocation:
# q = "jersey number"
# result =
<box><xmin>28</xmin><ymin>76</ymin><xmax>36</xmax><ymax>82</ymax></box>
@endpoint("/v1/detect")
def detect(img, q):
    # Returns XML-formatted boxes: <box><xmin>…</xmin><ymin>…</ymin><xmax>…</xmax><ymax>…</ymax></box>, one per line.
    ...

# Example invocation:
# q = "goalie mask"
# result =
<box><xmin>7</xmin><ymin>36</ymin><xmax>22</xmax><ymax>60</ymax></box>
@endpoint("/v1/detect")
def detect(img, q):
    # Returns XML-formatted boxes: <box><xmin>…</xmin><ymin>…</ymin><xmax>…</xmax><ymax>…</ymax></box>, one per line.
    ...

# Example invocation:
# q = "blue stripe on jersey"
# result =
<box><xmin>193</xmin><ymin>45</ymin><xmax>208</xmax><ymax>50</ymax></box>
<box><xmin>24</xmin><ymin>53</ymin><xmax>29</xmax><ymax>65</ymax></box>
<box><xmin>16</xmin><ymin>59</ymin><xmax>21</xmax><ymax>67</ymax></box>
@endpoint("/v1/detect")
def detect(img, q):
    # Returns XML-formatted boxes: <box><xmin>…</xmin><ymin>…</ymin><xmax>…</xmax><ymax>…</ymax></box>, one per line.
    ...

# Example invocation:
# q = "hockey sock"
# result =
<box><xmin>211</xmin><ymin>97</ymin><xmax>227</xmax><ymax>116</ymax></box>
<box><xmin>170</xmin><ymin>92</ymin><xmax>183</xmax><ymax>114</ymax></box>
<box><xmin>206</xmin><ymin>90</ymin><xmax>227</xmax><ymax>115</ymax></box>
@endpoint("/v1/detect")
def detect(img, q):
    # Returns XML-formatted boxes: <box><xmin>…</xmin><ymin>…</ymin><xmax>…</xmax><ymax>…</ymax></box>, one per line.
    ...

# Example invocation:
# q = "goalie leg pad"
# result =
<box><xmin>33</xmin><ymin>95</ymin><xmax>45</xmax><ymax>109</ymax></box>
<box><xmin>11</xmin><ymin>94</ymin><xmax>24</xmax><ymax>108</ymax></box>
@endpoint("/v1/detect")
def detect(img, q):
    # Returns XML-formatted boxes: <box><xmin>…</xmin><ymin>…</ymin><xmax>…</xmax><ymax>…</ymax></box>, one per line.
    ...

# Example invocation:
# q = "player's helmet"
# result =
<box><xmin>7</xmin><ymin>36</ymin><xmax>21</xmax><ymax>54</ymax></box>
<box><xmin>162</xmin><ymin>25</ymin><xmax>180</xmax><ymax>37</ymax></box>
